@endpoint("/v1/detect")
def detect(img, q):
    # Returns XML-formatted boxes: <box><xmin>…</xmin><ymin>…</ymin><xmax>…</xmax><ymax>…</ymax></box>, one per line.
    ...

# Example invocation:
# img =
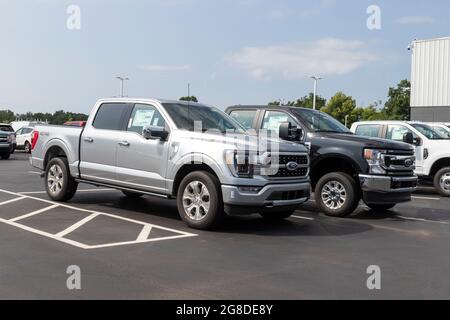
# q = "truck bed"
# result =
<box><xmin>31</xmin><ymin>125</ymin><xmax>83</xmax><ymax>175</ymax></box>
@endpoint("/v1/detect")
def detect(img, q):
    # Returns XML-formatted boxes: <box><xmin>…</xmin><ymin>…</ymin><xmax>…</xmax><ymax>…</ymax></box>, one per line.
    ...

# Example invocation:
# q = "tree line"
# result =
<box><xmin>1</xmin><ymin>80</ymin><xmax>411</xmax><ymax>127</ymax></box>
<box><xmin>268</xmin><ymin>79</ymin><xmax>411</xmax><ymax>127</ymax></box>
<box><xmin>0</xmin><ymin>110</ymin><xmax>88</xmax><ymax>125</ymax></box>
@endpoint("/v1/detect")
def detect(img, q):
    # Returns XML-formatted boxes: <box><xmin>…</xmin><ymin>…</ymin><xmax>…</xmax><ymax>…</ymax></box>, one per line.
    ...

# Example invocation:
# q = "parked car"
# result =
<box><xmin>425</xmin><ymin>122</ymin><xmax>450</xmax><ymax>139</ymax></box>
<box><xmin>30</xmin><ymin>99</ymin><xmax>311</xmax><ymax>230</ymax></box>
<box><xmin>351</xmin><ymin>121</ymin><xmax>450</xmax><ymax>197</ymax></box>
<box><xmin>0</xmin><ymin>124</ymin><xmax>16</xmax><ymax>153</ymax></box>
<box><xmin>64</xmin><ymin>121</ymin><xmax>87</xmax><ymax>127</ymax></box>
<box><xmin>226</xmin><ymin>106</ymin><xmax>418</xmax><ymax>217</ymax></box>
<box><xmin>0</xmin><ymin>129</ymin><xmax>14</xmax><ymax>159</ymax></box>
<box><xmin>15</xmin><ymin>127</ymin><xmax>35</xmax><ymax>153</ymax></box>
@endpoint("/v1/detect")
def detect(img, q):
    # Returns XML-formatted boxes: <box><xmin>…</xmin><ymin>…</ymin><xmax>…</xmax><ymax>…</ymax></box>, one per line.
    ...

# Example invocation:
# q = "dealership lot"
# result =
<box><xmin>1</xmin><ymin>153</ymin><xmax>450</xmax><ymax>299</ymax></box>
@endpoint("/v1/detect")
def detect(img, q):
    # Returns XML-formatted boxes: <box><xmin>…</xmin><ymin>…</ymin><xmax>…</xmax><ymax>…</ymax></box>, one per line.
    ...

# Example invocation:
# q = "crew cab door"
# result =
<box><xmin>115</xmin><ymin>103</ymin><xmax>170</xmax><ymax>193</ymax></box>
<box><xmin>80</xmin><ymin>102</ymin><xmax>129</xmax><ymax>183</ymax></box>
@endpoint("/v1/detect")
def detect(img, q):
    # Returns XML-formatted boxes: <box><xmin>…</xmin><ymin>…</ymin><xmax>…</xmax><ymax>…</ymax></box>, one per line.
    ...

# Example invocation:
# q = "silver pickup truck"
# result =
<box><xmin>31</xmin><ymin>98</ymin><xmax>311</xmax><ymax>229</ymax></box>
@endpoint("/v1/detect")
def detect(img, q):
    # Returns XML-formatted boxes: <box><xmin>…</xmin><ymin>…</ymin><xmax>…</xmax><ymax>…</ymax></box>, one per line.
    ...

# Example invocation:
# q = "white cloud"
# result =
<box><xmin>396</xmin><ymin>16</ymin><xmax>435</xmax><ymax>25</ymax></box>
<box><xmin>227</xmin><ymin>38</ymin><xmax>377</xmax><ymax>80</ymax></box>
<box><xmin>138</xmin><ymin>64</ymin><xmax>191</xmax><ymax>72</ymax></box>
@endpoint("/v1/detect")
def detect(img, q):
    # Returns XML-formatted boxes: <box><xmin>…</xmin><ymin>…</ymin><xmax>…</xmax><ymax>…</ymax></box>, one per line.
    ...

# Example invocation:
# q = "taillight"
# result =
<box><xmin>31</xmin><ymin>131</ymin><xmax>39</xmax><ymax>151</ymax></box>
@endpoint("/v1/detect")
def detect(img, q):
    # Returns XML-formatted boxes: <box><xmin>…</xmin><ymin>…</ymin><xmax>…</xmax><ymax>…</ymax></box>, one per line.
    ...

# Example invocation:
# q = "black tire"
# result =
<box><xmin>24</xmin><ymin>141</ymin><xmax>31</xmax><ymax>154</ymax></box>
<box><xmin>433</xmin><ymin>167</ymin><xmax>450</xmax><ymax>197</ymax></box>
<box><xmin>44</xmin><ymin>157</ymin><xmax>78</xmax><ymax>202</ymax></box>
<box><xmin>315</xmin><ymin>172</ymin><xmax>360</xmax><ymax>217</ymax></box>
<box><xmin>0</xmin><ymin>153</ymin><xmax>10</xmax><ymax>160</ymax></box>
<box><xmin>260</xmin><ymin>210</ymin><xmax>295</xmax><ymax>220</ymax></box>
<box><xmin>177</xmin><ymin>171</ymin><xmax>224</xmax><ymax>230</ymax></box>
<box><xmin>366</xmin><ymin>204</ymin><xmax>396</xmax><ymax>211</ymax></box>
<box><xmin>122</xmin><ymin>190</ymin><xmax>144</xmax><ymax>198</ymax></box>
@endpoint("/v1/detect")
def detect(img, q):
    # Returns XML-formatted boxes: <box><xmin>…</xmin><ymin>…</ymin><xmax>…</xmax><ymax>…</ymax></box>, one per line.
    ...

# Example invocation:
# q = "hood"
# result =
<box><xmin>178</xmin><ymin>131</ymin><xmax>308</xmax><ymax>154</ymax></box>
<box><xmin>318</xmin><ymin>133</ymin><xmax>414</xmax><ymax>151</ymax></box>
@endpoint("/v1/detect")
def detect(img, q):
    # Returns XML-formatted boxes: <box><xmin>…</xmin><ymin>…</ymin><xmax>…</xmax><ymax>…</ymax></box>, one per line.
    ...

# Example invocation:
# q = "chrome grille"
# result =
<box><xmin>382</xmin><ymin>150</ymin><xmax>415</xmax><ymax>176</ymax></box>
<box><xmin>266</xmin><ymin>153</ymin><xmax>309</xmax><ymax>178</ymax></box>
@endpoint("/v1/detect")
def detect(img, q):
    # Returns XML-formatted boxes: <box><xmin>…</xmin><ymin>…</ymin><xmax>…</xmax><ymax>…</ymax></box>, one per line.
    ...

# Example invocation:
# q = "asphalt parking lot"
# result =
<box><xmin>1</xmin><ymin>152</ymin><xmax>450</xmax><ymax>299</ymax></box>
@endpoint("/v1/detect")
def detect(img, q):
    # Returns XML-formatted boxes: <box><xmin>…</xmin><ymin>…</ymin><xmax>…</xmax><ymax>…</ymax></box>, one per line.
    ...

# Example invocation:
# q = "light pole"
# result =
<box><xmin>311</xmin><ymin>76</ymin><xmax>323</xmax><ymax>110</ymax></box>
<box><xmin>345</xmin><ymin>115</ymin><xmax>350</xmax><ymax>128</ymax></box>
<box><xmin>116</xmin><ymin>76</ymin><xmax>130</xmax><ymax>98</ymax></box>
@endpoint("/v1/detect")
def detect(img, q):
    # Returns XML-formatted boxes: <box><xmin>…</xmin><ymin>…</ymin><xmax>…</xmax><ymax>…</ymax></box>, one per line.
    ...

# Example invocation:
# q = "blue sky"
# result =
<box><xmin>0</xmin><ymin>0</ymin><xmax>449</xmax><ymax>113</ymax></box>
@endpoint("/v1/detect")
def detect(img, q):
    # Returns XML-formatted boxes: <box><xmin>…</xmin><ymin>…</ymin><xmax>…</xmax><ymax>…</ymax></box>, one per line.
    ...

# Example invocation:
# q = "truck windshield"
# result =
<box><xmin>0</xmin><ymin>125</ymin><xmax>14</xmax><ymax>132</ymax></box>
<box><xmin>291</xmin><ymin>108</ymin><xmax>352</xmax><ymax>134</ymax></box>
<box><xmin>163</xmin><ymin>103</ymin><xmax>246</xmax><ymax>134</ymax></box>
<box><xmin>411</xmin><ymin>123</ymin><xmax>448</xmax><ymax>140</ymax></box>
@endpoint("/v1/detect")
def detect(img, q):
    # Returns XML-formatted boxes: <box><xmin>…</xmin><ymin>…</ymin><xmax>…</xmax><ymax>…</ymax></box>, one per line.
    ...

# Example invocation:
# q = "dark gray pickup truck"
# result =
<box><xmin>227</xmin><ymin>105</ymin><xmax>418</xmax><ymax>217</ymax></box>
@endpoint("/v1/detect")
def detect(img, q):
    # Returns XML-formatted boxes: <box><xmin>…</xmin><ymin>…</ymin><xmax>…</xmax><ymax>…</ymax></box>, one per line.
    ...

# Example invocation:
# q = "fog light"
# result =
<box><xmin>238</xmin><ymin>186</ymin><xmax>262</xmax><ymax>194</ymax></box>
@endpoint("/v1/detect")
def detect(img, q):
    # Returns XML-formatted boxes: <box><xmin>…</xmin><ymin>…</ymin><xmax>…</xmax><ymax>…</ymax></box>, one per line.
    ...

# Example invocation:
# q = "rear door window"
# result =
<box><xmin>93</xmin><ymin>103</ymin><xmax>129</xmax><ymax>130</ymax></box>
<box><xmin>229</xmin><ymin>110</ymin><xmax>258</xmax><ymax>130</ymax></box>
<box><xmin>355</xmin><ymin>124</ymin><xmax>381</xmax><ymax>138</ymax></box>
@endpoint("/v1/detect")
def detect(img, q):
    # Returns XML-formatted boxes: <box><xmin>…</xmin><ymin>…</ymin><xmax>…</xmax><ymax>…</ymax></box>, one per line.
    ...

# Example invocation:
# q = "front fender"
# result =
<box><xmin>168</xmin><ymin>152</ymin><xmax>226</xmax><ymax>182</ymax></box>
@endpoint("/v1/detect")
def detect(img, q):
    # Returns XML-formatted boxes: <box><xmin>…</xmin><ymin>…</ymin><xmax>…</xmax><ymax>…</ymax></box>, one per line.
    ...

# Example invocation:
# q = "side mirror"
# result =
<box><xmin>413</xmin><ymin>136</ymin><xmax>422</xmax><ymax>146</ymax></box>
<box><xmin>279</xmin><ymin>122</ymin><xmax>291</xmax><ymax>140</ymax></box>
<box><xmin>143</xmin><ymin>126</ymin><xmax>169</xmax><ymax>141</ymax></box>
<box><xmin>403</xmin><ymin>132</ymin><xmax>414</xmax><ymax>145</ymax></box>
<box><xmin>279</xmin><ymin>122</ymin><xmax>303</xmax><ymax>141</ymax></box>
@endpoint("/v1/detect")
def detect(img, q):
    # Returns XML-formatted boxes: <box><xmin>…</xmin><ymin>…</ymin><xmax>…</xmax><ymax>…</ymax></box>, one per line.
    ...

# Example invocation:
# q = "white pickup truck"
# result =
<box><xmin>30</xmin><ymin>98</ymin><xmax>311</xmax><ymax>230</ymax></box>
<box><xmin>351</xmin><ymin>121</ymin><xmax>450</xmax><ymax>196</ymax></box>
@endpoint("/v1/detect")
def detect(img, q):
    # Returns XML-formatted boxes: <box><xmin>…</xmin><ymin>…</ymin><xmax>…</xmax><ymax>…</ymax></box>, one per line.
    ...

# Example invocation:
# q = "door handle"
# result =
<box><xmin>84</xmin><ymin>137</ymin><xmax>94</xmax><ymax>143</ymax></box>
<box><xmin>118</xmin><ymin>141</ymin><xmax>130</xmax><ymax>147</ymax></box>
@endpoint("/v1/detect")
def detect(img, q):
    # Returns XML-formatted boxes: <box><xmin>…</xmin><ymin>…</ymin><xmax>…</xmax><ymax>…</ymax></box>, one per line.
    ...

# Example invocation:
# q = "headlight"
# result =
<box><xmin>7</xmin><ymin>135</ymin><xmax>12</xmax><ymax>143</ymax></box>
<box><xmin>225</xmin><ymin>150</ymin><xmax>255</xmax><ymax>178</ymax></box>
<box><xmin>364</xmin><ymin>149</ymin><xmax>386</xmax><ymax>174</ymax></box>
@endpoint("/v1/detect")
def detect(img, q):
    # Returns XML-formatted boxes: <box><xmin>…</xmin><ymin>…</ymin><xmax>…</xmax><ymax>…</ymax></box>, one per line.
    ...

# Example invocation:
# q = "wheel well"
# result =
<box><xmin>172</xmin><ymin>164</ymin><xmax>219</xmax><ymax>196</ymax></box>
<box><xmin>44</xmin><ymin>146</ymin><xmax>67</xmax><ymax>169</ymax></box>
<box><xmin>311</xmin><ymin>157</ymin><xmax>359</xmax><ymax>188</ymax></box>
<box><xmin>430</xmin><ymin>158</ymin><xmax>450</xmax><ymax>177</ymax></box>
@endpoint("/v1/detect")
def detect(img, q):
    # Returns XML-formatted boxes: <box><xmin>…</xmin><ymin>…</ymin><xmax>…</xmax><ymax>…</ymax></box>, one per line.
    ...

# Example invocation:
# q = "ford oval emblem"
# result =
<box><xmin>286</xmin><ymin>162</ymin><xmax>299</xmax><ymax>171</ymax></box>
<box><xmin>404</xmin><ymin>159</ymin><xmax>414</xmax><ymax>168</ymax></box>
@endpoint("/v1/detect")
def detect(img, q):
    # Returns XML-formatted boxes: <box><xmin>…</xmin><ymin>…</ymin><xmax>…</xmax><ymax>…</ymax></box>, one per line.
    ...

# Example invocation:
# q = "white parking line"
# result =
<box><xmin>0</xmin><ymin>188</ymin><xmax>198</xmax><ymax>250</ymax></box>
<box><xmin>292</xmin><ymin>215</ymin><xmax>315</xmax><ymax>221</ymax></box>
<box><xmin>136</xmin><ymin>225</ymin><xmax>153</xmax><ymax>241</ymax></box>
<box><xmin>0</xmin><ymin>196</ymin><xmax>27</xmax><ymax>206</ymax></box>
<box><xmin>55</xmin><ymin>212</ymin><xmax>101</xmax><ymax>238</ymax></box>
<box><xmin>10</xmin><ymin>204</ymin><xmax>59</xmax><ymax>222</ymax></box>
<box><xmin>412</xmin><ymin>196</ymin><xmax>441</xmax><ymax>201</ymax></box>
<box><xmin>395</xmin><ymin>215</ymin><xmax>449</xmax><ymax>225</ymax></box>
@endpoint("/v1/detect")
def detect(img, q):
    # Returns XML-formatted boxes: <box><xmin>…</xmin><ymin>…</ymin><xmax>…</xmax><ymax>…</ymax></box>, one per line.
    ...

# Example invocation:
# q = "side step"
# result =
<box><xmin>74</xmin><ymin>178</ymin><xmax>171</xmax><ymax>199</ymax></box>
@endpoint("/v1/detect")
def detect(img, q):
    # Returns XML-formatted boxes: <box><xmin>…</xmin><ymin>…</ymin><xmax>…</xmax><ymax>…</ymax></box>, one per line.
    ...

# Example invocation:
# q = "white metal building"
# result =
<box><xmin>410</xmin><ymin>37</ymin><xmax>450</xmax><ymax>122</ymax></box>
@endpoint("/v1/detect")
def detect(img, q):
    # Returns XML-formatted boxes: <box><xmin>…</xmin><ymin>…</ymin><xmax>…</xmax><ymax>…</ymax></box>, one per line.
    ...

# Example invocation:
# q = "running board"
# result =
<box><xmin>74</xmin><ymin>179</ymin><xmax>170</xmax><ymax>199</ymax></box>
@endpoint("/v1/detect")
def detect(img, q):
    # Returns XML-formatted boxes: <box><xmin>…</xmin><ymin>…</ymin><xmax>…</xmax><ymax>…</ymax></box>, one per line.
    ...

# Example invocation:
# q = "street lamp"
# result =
<box><xmin>116</xmin><ymin>76</ymin><xmax>130</xmax><ymax>98</ymax></box>
<box><xmin>311</xmin><ymin>76</ymin><xmax>323</xmax><ymax>110</ymax></box>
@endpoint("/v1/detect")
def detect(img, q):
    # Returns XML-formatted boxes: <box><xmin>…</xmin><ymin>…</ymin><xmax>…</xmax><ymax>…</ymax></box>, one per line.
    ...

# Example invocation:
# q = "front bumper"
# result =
<box><xmin>222</xmin><ymin>181</ymin><xmax>311</xmax><ymax>208</ymax></box>
<box><xmin>359</xmin><ymin>174</ymin><xmax>418</xmax><ymax>193</ymax></box>
<box><xmin>0</xmin><ymin>143</ymin><xmax>12</xmax><ymax>152</ymax></box>
<box><xmin>359</xmin><ymin>174</ymin><xmax>418</xmax><ymax>205</ymax></box>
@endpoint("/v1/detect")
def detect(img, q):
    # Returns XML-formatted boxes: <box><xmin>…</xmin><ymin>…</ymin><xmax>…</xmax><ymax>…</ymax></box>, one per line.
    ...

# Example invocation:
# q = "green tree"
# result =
<box><xmin>321</xmin><ymin>92</ymin><xmax>357</xmax><ymax>125</ymax></box>
<box><xmin>292</xmin><ymin>93</ymin><xmax>327</xmax><ymax>110</ymax></box>
<box><xmin>268</xmin><ymin>93</ymin><xmax>327</xmax><ymax>109</ymax></box>
<box><xmin>179</xmin><ymin>96</ymin><xmax>198</xmax><ymax>103</ymax></box>
<box><xmin>0</xmin><ymin>110</ymin><xmax>15</xmax><ymax>123</ymax></box>
<box><xmin>382</xmin><ymin>79</ymin><xmax>411</xmax><ymax>120</ymax></box>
